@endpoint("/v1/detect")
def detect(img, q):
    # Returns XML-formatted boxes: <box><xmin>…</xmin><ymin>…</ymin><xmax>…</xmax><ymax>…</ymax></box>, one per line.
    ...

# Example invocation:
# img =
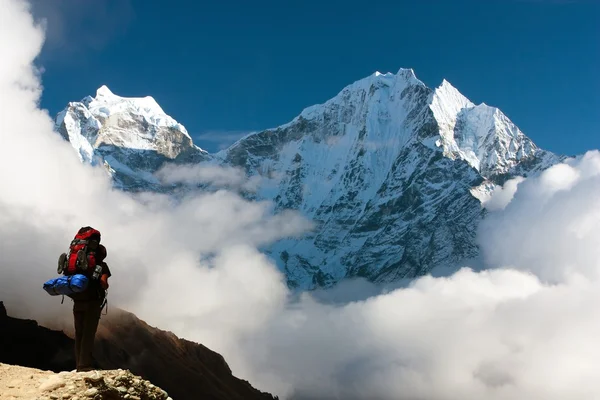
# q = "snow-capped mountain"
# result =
<box><xmin>54</xmin><ymin>85</ymin><xmax>210</xmax><ymax>190</ymax></box>
<box><xmin>55</xmin><ymin>69</ymin><xmax>561</xmax><ymax>289</ymax></box>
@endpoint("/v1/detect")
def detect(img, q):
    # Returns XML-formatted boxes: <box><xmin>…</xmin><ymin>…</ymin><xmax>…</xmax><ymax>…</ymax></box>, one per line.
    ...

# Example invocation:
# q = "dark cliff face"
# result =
<box><xmin>0</xmin><ymin>301</ymin><xmax>74</xmax><ymax>372</ymax></box>
<box><xmin>0</xmin><ymin>302</ymin><xmax>276</xmax><ymax>400</ymax></box>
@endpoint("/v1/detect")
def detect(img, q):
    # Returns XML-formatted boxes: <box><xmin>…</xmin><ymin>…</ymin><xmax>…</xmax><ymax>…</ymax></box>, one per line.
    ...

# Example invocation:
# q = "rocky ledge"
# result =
<box><xmin>0</xmin><ymin>363</ymin><xmax>170</xmax><ymax>400</ymax></box>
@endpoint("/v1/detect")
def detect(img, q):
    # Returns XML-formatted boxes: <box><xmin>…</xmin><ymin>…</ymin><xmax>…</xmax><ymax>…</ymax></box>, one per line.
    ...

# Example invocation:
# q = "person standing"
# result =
<box><xmin>71</xmin><ymin>243</ymin><xmax>111</xmax><ymax>372</ymax></box>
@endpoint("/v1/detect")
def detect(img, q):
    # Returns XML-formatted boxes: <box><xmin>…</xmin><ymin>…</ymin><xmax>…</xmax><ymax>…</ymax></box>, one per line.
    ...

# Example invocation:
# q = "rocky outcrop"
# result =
<box><xmin>0</xmin><ymin>302</ymin><xmax>276</xmax><ymax>400</ymax></box>
<box><xmin>0</xmin><ymin>363</ymin><xmax>170</xmax><ymax>400</ymax></box>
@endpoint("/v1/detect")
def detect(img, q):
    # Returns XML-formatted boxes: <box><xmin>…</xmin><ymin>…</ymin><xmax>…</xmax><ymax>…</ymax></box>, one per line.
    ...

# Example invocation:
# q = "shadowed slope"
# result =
<box><xmin>0</xmin><ymin>302</ymin><xmax>276</xmax><ymax>400</ymax></box>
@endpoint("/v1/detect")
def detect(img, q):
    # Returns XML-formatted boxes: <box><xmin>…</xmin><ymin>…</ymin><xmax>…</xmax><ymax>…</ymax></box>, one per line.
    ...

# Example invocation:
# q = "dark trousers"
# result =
<box><xmin>73</xmin><ymin>299</ymin><xmax>103</xmax><ymax>371</ymax></box>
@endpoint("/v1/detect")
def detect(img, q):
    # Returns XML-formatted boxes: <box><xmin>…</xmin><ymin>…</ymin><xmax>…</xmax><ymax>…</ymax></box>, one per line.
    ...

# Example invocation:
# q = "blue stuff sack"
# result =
<box><xmin>43</xmin><ymin>274</ymin><xmax>89</xmax><ymax>296</ymax></box>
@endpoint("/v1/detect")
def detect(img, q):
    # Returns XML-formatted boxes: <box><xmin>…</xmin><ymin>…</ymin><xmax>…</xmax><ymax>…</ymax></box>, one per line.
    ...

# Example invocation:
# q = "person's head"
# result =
<box><xmin>96</xmin><ymin>244</ymin><xmax>107</xmax><ymax>262</ymax></box>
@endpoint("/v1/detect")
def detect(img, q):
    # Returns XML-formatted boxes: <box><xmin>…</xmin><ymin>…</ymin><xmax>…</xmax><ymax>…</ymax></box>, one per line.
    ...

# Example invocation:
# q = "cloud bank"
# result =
<box><xmin>2</xmin><ymin>1</ymin><xmax>600</xmax><ymax>399</ymax></box>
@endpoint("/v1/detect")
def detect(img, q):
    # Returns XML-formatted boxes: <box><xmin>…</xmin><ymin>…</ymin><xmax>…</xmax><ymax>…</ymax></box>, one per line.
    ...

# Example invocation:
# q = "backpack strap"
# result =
<box><xmin>100</xmin><ymin>294</ymin><xmax>108</xmax><ymax>316</ymax></box>
<box><xmin>66</xmin><ymin>275</ymin><xmax>74</xmax><ymax>292</ymax></box>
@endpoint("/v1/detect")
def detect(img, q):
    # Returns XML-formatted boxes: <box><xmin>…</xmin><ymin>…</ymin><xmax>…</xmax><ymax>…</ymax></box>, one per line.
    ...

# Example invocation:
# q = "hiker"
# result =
<box><xmin>70</xmin><ymin>242</ymin><xmax>111</xmax><ymax>371</ymax></box>
<box><xmin>43</xmin><ymin>227</ymin><xmax>113</xmax><ymax>371</ymax></box>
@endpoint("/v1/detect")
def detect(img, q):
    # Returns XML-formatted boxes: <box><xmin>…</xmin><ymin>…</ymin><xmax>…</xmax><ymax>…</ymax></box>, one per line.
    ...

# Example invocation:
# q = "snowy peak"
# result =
<box><xmin>55</xmin><ymin>86</ymin><xmax>208</xmax><ymax>190</ymax></box>
<box><xmin>371</xmin><ymin>68</ymin><xmax>420</xmax><ymax>84</ymax></box>
<box><xmin>56</xmin><ymin>86</ymin><xmax>197</xmax><ymax>158</ymax></box>
<box><xmin>428</xmin><ymin>79</ymin><xmax>544</xmax><ymax>176</ymax></box>
<box><xmin>276</xmin><ymin>68</ymin><xmax>541</xmax><ymax>178</ymax></box>
<box><xmin>454</xmin><ymin>104</ymin><xmax>541</xmax><ymax>176</ymax></box>
<box><xmin>80</xmin><ymin>85</ymin><xmax>185</xmax><ymax>135</ymax></box>
<box><xmin>429</xmin><ymin>79</ymin><xmax>475</xmax><ymax>146</ymax></box>
<box><xmin>296</xmin><ymin>67</ymin><xmax>425</xmax><ymax>124</ymax></box>
<box><xmin>96</xmin><ymin>84</ymin><xmax>115</xmax><ymax>97</ymax></box>
<box><xmin>431</xmin><ymin>79</ymin><xmax>475</xmax><ymax>118</ymax></box>
<box><xmin>395</xmin><ymin>67</ymin><xmax>421</xmax><ymax>84</ymax></box>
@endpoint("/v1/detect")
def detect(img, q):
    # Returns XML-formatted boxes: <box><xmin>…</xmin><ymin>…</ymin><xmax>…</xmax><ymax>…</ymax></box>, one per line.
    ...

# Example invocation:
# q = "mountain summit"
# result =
<box><xmin>55</xmin><ymin>68</ymin><xmax>561</xmax><ymax>288</ymax></box>
<box><xmin>54</xmin><ymin>85</ymin><xmax>209</xmax><ymax>190</ymax></box>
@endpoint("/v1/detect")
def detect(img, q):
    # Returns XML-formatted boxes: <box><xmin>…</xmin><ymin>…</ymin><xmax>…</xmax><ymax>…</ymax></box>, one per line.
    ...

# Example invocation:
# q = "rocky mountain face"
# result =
<box><xmin>0</xmin><ymin>302</ymin><xmax>276</xmax><ymax>400</ymax></box>
<box><xmin>55</xmin><ymin>69</ymin><xmax>561</xmax><ymax>289</ymax></box>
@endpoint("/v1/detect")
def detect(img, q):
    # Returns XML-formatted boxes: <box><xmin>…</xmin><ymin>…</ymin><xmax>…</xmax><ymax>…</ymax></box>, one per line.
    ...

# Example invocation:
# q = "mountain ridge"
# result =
<box><xmin>54</xmin><ymin>68</ymin><xmax>563</xmax><ymax>289</ymax></box>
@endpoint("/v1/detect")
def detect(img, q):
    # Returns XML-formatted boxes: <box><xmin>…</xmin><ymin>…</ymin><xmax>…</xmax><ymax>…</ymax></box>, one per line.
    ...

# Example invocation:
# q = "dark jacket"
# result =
<box><xmin>69</xmin><ymin>261</ymin><xmax>112</xmax><ymax>302</ymax></box>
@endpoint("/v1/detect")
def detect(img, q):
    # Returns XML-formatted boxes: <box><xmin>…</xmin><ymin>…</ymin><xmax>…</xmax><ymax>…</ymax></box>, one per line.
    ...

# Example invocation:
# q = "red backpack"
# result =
<box><xmin>58</xmin><ymin>227</ymin><xmax>101</xmax><ymax>276</ymax></box>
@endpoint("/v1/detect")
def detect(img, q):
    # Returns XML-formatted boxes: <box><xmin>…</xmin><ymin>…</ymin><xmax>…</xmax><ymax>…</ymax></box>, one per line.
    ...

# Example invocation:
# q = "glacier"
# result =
<box><xmin>54</xmin><ymin>68</ymin><xmax>562</xmax><ymax>289</ymax></box>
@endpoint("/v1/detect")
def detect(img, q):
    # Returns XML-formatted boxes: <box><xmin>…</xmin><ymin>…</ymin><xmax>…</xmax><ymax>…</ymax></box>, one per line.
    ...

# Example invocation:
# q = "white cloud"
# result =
<box><xmin>483</xmin><ymin>176</ymin><xmax>525</xmax><ymax>211</ymax></box>
<box><xmin>155</xmin><ymin>163</ymin><xmax>263</xmax><ymax>193</ymax></box>
<box><xmin>231</xmin><ymin>153</ymin><xmax>600</xmax><ymax>398</ymax></box>
<box><xmin>478</xmin><ymin>154</ymin><xmax>600</xmax><ymax>284</ymax></box>
<box><xmin>3</xmin><ymin>1</ymin><xmax>600</xmax><ymax>399</ymax></box>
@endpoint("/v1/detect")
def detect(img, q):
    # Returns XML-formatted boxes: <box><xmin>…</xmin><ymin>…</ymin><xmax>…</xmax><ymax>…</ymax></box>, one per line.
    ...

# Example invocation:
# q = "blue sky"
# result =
<box><xmin>33</xmin><ymin>0</ymin><xmax>599</xmax><ymax>155</ymax></box>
